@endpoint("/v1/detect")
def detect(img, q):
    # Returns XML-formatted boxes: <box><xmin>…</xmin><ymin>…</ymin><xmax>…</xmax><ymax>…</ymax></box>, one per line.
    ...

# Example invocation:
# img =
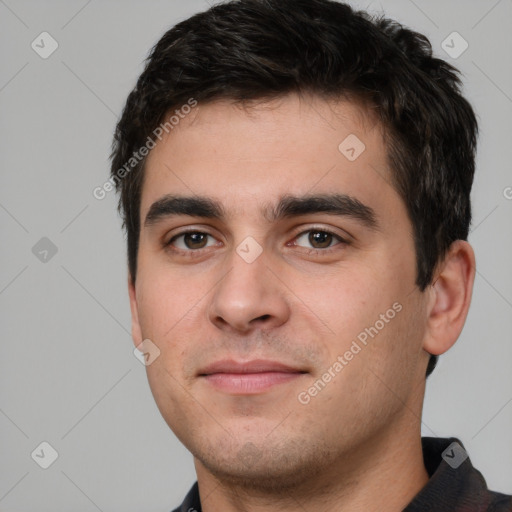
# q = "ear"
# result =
<box><xmin>128</xmin><ymin>275</ymin><xmax>143</xmax><ymax>349</ymax></box>
<box><xmin>423</xmin><ymin>240</ymin><xmax>476</xmax><ymax>356</ymax></box>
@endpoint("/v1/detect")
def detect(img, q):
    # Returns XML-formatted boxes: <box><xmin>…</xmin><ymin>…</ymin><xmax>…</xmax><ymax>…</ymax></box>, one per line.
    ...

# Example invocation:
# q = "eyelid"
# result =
<box><xmin>165</xmin><ymin>228</ymin><xmax>221</xmax><ymax>248</ymax></box>
<box><xmin>288</xmin><ymin>226</ymin><xmax>350</xmax><ymax>252</ymax></box>
<box><xmin>290</xmin><ymin>224</ymin><xmax>351</xmax><ymax>241</ymax></box>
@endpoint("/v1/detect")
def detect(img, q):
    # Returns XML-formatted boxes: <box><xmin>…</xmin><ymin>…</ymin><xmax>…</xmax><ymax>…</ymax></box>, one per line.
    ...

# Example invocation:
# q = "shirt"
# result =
<box><xmin>171</xmin><ymin>436</ymin><xmax>512</xmax><ymax>511</ymax></box>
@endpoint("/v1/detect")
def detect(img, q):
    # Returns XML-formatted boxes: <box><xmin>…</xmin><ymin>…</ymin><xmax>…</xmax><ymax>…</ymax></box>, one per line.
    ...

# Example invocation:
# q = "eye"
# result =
<box><xmin>167</xmin><ymin>231</ymin><xmax>218</xmax><ymax>251</ymax></box>
<box><xmin>164</xmin><ymin>227</ymin><xmax>348</xmax><ymax>258</ymax></box>
<box><xmin>293</xmin><ymin>228</ymin><xmax>347</xmax><ymax>251</ymax></box>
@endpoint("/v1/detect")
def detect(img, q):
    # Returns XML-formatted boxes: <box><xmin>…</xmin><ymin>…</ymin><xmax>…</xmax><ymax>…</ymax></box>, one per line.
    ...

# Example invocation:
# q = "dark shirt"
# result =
<box><xmin>171</xmin><ymin>436</ymin><xmax>512</xmax><ymax>511</ymax></box>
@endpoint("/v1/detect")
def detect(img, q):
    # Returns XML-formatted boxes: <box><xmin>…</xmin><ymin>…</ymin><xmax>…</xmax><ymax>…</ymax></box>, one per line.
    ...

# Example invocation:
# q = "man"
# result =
<box><xmin>110</xmin><ymin>0</ymin><xmax>512</xmax><ymax>510</ymax></box>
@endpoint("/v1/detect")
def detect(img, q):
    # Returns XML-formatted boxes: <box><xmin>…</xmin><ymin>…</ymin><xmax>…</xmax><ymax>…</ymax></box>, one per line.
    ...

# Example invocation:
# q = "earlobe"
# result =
<box><xmin>128</xmin><ymin>275</ymin><xmax>143</xmax><ymax>348</ymax></box>
<box><xmin>423</xmin><ymin>240</ymin><xmax>476</xmax><ymax>356</ymax></box>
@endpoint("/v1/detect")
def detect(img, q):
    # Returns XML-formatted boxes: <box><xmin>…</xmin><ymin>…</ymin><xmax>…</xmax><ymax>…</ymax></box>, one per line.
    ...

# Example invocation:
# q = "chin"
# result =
<box><xmin>194</xmin><ymin>436</ymin><xmax>336</xmax><ymax>492</ymax></box>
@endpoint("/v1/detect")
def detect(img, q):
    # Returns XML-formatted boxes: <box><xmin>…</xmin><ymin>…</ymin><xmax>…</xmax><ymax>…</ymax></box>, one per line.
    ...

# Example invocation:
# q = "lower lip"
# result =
<box><xmin>202</xmin><ymin>372</ymin><xmax>304</xmax><ymax>394</ymax></box>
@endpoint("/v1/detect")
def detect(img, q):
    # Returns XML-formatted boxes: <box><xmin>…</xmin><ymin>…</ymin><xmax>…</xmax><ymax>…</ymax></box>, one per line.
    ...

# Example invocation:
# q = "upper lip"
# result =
<box><xmin>198</xmin><ymin>359</ymin><xmax>306</xmax><ymax>376</ymax></box>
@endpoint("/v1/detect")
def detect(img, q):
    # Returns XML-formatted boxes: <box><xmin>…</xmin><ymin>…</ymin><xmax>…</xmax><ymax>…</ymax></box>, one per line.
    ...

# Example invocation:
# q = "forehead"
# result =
<box><xmin>140</xmin><ymin>93</ymin><xmax>400</xmax><ymax>223</ymax></box>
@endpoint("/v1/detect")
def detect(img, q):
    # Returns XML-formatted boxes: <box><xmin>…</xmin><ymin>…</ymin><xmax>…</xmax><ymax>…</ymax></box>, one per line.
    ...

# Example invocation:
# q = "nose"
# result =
<box><xmin>207</xmin><ymin>245</ymin><xmax>290</xmax><ymax>334</ymax></box>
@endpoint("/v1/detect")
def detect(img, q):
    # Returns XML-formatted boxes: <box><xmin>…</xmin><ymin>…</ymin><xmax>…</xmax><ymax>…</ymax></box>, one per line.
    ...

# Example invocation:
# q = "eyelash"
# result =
<box><xmin>164</xmin><ymin>227</ymin><xmax>349</xmax><ymax>258</ymax></box>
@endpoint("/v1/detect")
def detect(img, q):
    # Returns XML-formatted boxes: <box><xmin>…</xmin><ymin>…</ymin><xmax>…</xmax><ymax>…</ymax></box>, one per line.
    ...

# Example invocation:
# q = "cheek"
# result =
<box><xmin>304</xmin><ymin>300</ymin><xmax>422</xmax><ymax>427</ymax></box>
<box><xmin>295</xmin><ymin>265</ymin><xmax>396</xmax><ymax>346</ymax></box>
<box><xmin>296</xmin><ymin>262</ymin><xmax>419</xmax><ymax>385</ymax></box>
<box><xmin>135</xmin><ymin>267</ymin><xmax>203</xmax><ymax>338</ymax></box>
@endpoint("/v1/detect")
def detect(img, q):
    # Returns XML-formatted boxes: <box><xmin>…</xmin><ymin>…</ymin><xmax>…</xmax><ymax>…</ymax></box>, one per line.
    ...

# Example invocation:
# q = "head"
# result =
<box><xmin>111</xmin><ymin>0</ymin><xmax>477</xmax><ymax>491</ymax></box>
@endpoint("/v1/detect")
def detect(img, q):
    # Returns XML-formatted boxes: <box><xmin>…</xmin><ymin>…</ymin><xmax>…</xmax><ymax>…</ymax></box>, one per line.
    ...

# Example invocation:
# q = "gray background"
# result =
<box><xmin>0</xmin><ymin>0</ymin><xmax>511</xmax><ymax>510</ymax></box>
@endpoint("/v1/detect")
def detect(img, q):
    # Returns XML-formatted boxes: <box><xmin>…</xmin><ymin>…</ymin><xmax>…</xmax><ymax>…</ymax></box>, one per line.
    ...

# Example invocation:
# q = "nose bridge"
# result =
<box><xmin>216</xmin><ymin>243</ymin><xmax>269</xmax><ymax>312</ymax></box>
<box><xmin>208</xmin><ymin>241</ymin><xmax>289</xmax><ymax>332</ymax></box>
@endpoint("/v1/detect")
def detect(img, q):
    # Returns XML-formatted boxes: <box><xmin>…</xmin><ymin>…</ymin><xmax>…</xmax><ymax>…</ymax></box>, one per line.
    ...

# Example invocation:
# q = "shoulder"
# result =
<box><xmin>487</xmin><ymin>490</ymin><xmax>512</xmax><ymax>511</ymax></box>
<box><xmin>169</xmin><ymin>482</ymin><xmax>201</xmax><ymax>512</ymax></box>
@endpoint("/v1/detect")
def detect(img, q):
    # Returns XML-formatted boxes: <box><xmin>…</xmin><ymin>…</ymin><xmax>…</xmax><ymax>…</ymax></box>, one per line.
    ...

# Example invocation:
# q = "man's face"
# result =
<box><xmin>130</xmin><ymin>93</ymin><xmax>431</xmax><ymax>488</ymax></box>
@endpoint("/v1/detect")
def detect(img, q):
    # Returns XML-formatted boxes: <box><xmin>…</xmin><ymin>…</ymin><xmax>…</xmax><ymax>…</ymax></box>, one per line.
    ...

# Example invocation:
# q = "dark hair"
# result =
<box><xmin>110</xmin><ymin>0</ymin><xmax>478</xmax><ymax>378</ymax></box>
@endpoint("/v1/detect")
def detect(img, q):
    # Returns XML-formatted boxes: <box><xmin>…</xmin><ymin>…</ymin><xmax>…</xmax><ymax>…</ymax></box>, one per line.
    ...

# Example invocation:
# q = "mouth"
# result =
<box><xmin>198</xmin><ymin>359</ymin><xmax>308</xmax><ymax>395</ymax></box>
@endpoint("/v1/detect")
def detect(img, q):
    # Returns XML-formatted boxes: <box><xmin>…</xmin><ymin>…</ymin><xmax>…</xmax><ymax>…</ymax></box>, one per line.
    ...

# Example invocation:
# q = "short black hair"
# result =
<box><xmin>110</xmin><ymin>0</ymin><xmax>479</xmax><ymax>378</ymax></box>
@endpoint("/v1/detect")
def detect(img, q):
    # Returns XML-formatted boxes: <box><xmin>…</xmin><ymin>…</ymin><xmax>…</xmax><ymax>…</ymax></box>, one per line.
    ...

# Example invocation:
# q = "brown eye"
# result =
<box><xmin>308</xmin><ymin>230</ymin><xmax>333</xmax><ymax>248</ymax></box>
<box><xmin>295</xmin><ymin>229</ymin><xmax>344</xmax><ymax>250</ymax></box>
<box><xmin>183</xmin><ymin>232</ymin><xmax>208</xmax><ymax>249</ymax></box>
<box><xmin>168</xmin><ymin>231</ymin><xmax>215</xmax><ymax>250</ymax></box>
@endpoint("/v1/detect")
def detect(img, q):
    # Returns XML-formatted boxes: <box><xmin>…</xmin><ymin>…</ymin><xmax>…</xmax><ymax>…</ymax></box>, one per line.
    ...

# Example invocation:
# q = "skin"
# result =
<box><xmin>128</xmin><ymin>93</ymin><xmax>475</xmax><ymax>512</ymax></box>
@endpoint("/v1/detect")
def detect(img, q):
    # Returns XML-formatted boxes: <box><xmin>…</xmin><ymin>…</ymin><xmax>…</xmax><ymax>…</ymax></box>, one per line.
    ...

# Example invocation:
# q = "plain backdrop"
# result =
<box><xmin>0</xmin><ymin>0</ymin><xmax>511</xmax><ymax>511</ymax></box>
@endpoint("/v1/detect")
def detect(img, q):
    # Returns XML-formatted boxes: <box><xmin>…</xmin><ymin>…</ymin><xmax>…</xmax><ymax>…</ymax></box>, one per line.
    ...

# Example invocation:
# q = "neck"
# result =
<box><xmin>195</xmin><ymin>414</ymin><xmax>430</xmax><ymax>512</ymax></box>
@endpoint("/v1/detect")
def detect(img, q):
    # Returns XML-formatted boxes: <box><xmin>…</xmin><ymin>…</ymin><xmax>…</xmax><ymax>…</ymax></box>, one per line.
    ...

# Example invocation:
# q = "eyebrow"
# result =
<box><xmin>144</xmin><ymin>193</ymin><xmax>379</xmax><ymax>231</ymax></box>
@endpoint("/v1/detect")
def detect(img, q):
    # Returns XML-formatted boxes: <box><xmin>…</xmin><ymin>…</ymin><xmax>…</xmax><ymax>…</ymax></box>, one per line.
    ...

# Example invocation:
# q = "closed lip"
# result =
<box><xmin>198</xmin><ymin>359</ymin><xmax>306</xmax><ymax>376</ymax></box>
